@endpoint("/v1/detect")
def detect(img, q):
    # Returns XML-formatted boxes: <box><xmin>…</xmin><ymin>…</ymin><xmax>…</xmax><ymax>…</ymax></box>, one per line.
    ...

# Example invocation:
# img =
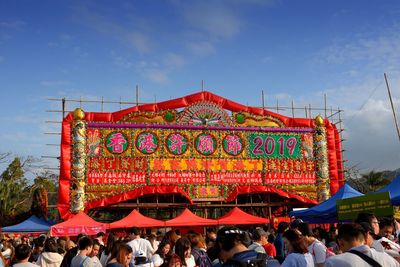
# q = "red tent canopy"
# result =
<box><xmin>109</xmin><ymin>209</ymin><xmax>165</xmax><ymax>229</ymax></box>
<box><xmin>217</xmin><ymin>207</ymin><xmax>269</xmax><ymax>225</ymax></box>
<box><xmin>165</xmin><ymin>209</ymin><xmax>217</xmax><ymax>227</ymax></box>
<box><xmin>50</xmin><ymin>211</ymin><xmax>107</xmax><ymax>237</ymax></box>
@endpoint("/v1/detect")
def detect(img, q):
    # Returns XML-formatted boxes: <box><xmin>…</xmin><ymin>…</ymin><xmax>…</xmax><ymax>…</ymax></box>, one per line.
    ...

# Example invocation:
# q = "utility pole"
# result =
<box><xmin>384</xmin><ymin>73</ymin><xmax>400</xmax><ymax>143</ymax></box>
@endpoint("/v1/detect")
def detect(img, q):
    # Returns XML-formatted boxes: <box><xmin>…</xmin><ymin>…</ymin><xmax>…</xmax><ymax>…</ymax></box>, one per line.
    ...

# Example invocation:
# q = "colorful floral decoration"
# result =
<box><xmin>71</xmin><ymin>108</ymin><xmax>87</xmax><ymax>213</ymax></box>
<box><xmin>178</xmin><ymin>101</ymin><xmax>232</xmax><ymax>126</ymax></box>
<box><xmin>166</xmin><ymin>133</ymin><xmax>188</xmax><ymax>155</ymax></box>
<box><xmin>105</xmin><ymin>132</ymin><xmax>129</xmax><ymax>154</ymax></box>
<box><xmin>195</xmin><ymin>133</ymin><xmax>217</xmax><ymax>155</ymax></box>
<box><xmin>313</xmin><ymin>115</ymin><xmax>330</xmax><ymax>202</ymax></box>
<box><xmin>223</xmin><ymin>134</ymin><xmax>244</xmax><ymax>156</ymax></box>
<box><xmin>87</xmin><ymin>129</ymin><xmax>101</xmax><ymax>157</ymax></box>
<box><xmin>136</xmin><ymin>131</ymin><xmax>159</xmax><ymax>154</ymax></box>
<box><xmin>164</xmin><ymin>111</ymin><xmax>176</xmax><ymax>122</ymax></box>
<box><xmin>235</xmin><ymin>113</ymin><xmax>245</xmax><ymax>124</ymax></box>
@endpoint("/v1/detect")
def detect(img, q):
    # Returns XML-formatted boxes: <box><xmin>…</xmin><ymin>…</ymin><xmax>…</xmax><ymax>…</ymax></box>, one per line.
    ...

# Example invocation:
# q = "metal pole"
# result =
<box><xmin>262</xmin><ymin>90</ymin><xmax>265</xmax><ymax>110</ymax></box>
<box><xmin>384</xmin><ymin>73</ymin><xmax>400</xmax><ymax>142</ymax></box>
<box><xmin>136</xmin><ymin>85</ymin><xmax>139</xmax><ymax>106</ymax></box>
<box><xmin>324</xmin><ymin>94</ymin><xmax>327</xmax><ymax>118</ymax></box>
<box><xmin>291</xmin><ymin>100</ymin><xmax>295</xmax><ymax>118</ymax></box>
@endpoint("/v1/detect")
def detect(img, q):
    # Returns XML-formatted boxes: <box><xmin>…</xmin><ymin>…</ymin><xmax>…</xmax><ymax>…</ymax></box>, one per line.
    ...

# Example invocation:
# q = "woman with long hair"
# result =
<box><xmin>168</xmin><ymin>237</ymin><xmax>195</xmax><ymax>267</ymax></box>
<box><xmin>187</xmin><ymin>233</ymin><xmax>212</xmax><ymax>267</ymax></box>
<box><xmin>105</xmin><ymin>243</ymin><xmax>132</xmax><ymax>267</ymax></box>
<box><xmin>100</xmin><ymin>233</ymin><xmax>119</xmax><ymax>267</ymax></box>
<box><xmin>281</xmin><ymin>229</ymin><xmax>314</xmax><ymax>267</ymax></box>
<box><xmin>151</xmin><ymin>240</ymin><xmax>171</xmax><ymax>267</ymax></box>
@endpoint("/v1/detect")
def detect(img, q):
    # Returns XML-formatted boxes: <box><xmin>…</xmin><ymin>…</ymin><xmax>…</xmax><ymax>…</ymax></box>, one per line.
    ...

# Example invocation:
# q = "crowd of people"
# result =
<box><xmin>1</xmin><ymin>212</ymin><xmax>400</xmax><ymax>267</ymax></box>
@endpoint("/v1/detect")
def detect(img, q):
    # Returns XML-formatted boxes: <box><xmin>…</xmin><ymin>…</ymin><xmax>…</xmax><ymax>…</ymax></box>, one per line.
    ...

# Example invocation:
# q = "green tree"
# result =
<box><xmin>346</xmin><ymin>168</ymin><xmax>391</xmax><ymax>194</ymax></box>
<box><xmin>31</xmin><ymin>171</ymin><xmax>58</xmax><ymax>220</ymax></box>
<box><xmin>0</xmin><ymin>157</ymin><xmax>30</xmax><ymax>224</ymax></box>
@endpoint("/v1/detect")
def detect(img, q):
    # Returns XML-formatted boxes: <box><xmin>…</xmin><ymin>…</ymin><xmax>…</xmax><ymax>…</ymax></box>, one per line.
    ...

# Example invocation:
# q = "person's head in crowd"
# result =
<box><xmin>76</xmin><ymin>233</ymin><xmax>88</xmax><ymax>242</ymax></box>
<box><xmin>78</xmin><ymin>236</ymin><xmax>93</xmax><ymax>255</ymax></box>
<box><xmin>65</xmin><ymin>240</ymin><xmax>75</xmax><ymax>251</ymax></box>
<box><xmin>290</xmin><ymin>219</ymin><xmax>303</xmax><ymax>230</ymax></box>
<box><xmin>109</xmin><ymin>242</ymin><xmax>133</xmax><ymax>267</ymax></box>
<box><xmin>129</xmin><ymin>227</ymin><xmax>141</xmax><ymax>239</ymax></box>
<box><xmin>155</xmin><ymin>240</ymin><xmax>171</xmax><ymax>259</ymax></box>
<box><xmin>277</xmin><ymin>222</ymin><xmax>290</xmax><ymax>234</ymax></box>
<box><xmin>174</xmin><ymin>237</ymin><xmax>192</xmax><ymax>264</ymax></box>
<box><xmin>33</xmin><ymin>238</ymin><xmax>45</xmax><ymax>253</ymax></box>
<box><xmin>89</xmin><ymin>239</ymin><xmax>101</xmax><ymax>258</ymax></box>
<box><xmin>44</xmin><ymin>237</ymin><xmax>58</xmax><ymax>253</ymax></box>
<box><xmin>251</xmin><ymin>228</ymin><xmax>268</xmax><ymax>246</ymax></box>
<box><xmin>105</xmin><ymin>232</ymin><xmax>119</xmax><ymax>255</ymax></box>
<box><xmin>355</xmin><ymin>213</ymin><xmax>379</xmax><ymax>235</ymax></box>
<box><xmin>328</xmin><ymin>226</ymin><xmax>337</xmax><ymax>240</ymax></box>
<box><xmin>188</xmin><ymin>232</ymin><xmax>207</xmax><ymax>249</ymax></box>
<box><xmin>358</xmin><ymin>222</ymin><xmax>375</xmax><ymax>247</ymax></box>
<box><xmin>15</xmin><ymin>244</ymin><xmax>32</xmax><ymax>262</ymax></box>
<box><xmin>216</xmin><ymin>226</ymin><xmax>250</xmax><ymax>262</ymax></box>
<box><xmin>297</xmin><ymin>222</ymin><xmax>313</xmax><ymax>237</ymax></box>
<box><xmin>379</xmin><ymin>218</ymin><xmax>394</xmax><ymax>239</ymax></box>
<box><xmin>336</xmin><ymin>224</ymin><xmax>366</xmax><ymax>252</ymax></box>
<box><xmin>282</xmin><ymin>229</ymin><xmax>308</xmax><ymax>254</ymax></box>
<box><xmin>147</xmin><ymin>234</ymin><xmax>158</xmax><ymax>249</ymax></box>
<box><xmin>163</xmin><ymin>230</ymin><xmax>179</xmax><ymax>248</ymax></box>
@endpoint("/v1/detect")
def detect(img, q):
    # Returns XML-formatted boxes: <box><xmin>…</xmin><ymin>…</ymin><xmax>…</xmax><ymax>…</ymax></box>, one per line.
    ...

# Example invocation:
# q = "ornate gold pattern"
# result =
<box><xmin>71</xmin><ymin>108</ymin><xmax>87</xmax><ymax>212</ymax></box>
<box><xmin>313</xmin><ymin>116</ymin><xmax>330</xmax><ymax>202</ymax></box>
<box><xmin>232</xmin><ymin>112</ymin><xmax>284</xmax><ymax>127</ymax></box>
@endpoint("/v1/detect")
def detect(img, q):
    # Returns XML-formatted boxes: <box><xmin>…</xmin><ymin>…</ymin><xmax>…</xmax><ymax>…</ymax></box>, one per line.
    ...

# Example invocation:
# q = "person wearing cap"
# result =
<box><xmin>324</xmin><ymin>223</ymin><xmax>399</xmax><ymax>267</ymax></box>
<box><xmin>248</xmin><ymin>228</ymin><xmax>267</xmax><ymax>254</ymax></box>
<box><xmin>127</xmin><ymin>228</ymin><xmax>155</xmax><ymax>266</ymax></box>
<box><xmin>134</xmin><ymin>250</ymin><xmax>153</xmax><ymax>267</ymax></box>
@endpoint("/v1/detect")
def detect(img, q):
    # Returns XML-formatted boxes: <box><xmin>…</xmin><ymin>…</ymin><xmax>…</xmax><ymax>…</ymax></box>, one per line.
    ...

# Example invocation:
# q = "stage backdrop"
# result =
<box><xmin>58</xmin><ymin>91</ymin><xmax>344</xmax><ymax>219</ymax></box>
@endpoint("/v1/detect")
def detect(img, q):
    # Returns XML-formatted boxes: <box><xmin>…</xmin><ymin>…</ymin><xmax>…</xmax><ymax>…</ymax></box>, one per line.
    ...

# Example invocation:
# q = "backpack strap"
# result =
<box><xmin>80</xmin><ymin>256</ymin><xmax>89</xmax><ymax>267</ymax></box>
<box><xmin>347</xmin><ymin>250</ymin><xmax>382</xmax><ymax>267</ymax></box>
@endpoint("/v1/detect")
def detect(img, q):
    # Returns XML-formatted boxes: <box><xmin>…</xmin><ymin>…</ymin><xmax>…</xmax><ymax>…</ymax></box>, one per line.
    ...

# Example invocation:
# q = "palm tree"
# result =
<box><xmin>360</xmin><ymin>170</ymin><xmax>390</xmax><ymax>193</ymax></box>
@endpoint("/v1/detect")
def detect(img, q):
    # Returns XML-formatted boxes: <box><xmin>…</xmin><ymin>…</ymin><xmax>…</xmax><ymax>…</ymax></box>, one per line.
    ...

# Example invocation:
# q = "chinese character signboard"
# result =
<box><xmin>58</xmin><ymin>91</ymin><xmax>344</xmax><ymax>218</ymax></box>
<box><xmin>337</xmin><ymin>192</ymin><xmax>393</xmax><ymax>220</ymax></box>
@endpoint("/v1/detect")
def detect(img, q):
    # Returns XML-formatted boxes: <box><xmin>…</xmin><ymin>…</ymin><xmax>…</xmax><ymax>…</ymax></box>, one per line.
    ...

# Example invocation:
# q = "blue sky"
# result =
<box><xmin>1</xmin><ymin>0</ymin><xmax>400</xmax><ymax>176</ymax></box>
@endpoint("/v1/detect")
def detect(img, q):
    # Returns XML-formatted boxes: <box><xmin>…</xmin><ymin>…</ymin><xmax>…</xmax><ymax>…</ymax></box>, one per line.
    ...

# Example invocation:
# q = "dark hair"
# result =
<box><xmin>78</xmin><ymin>237</ymin><xmax>93</xmax><ymax>250</ymax></box>
<box><xmin>379</xmin><ymin>217</ymin><xmax>394</xmax><ymax>230</ymax></box>
<box><xmin>337</xmin><ymin>224</ymin><xmax>365</xmax><ymax>243</ymax></box>
<box><xmin>355</xmin><ymin>213</ymin><xmax>376</xmax><ymax>225</ymax></box>
<box><xmin>92</xmin><ymin>239</ymin><xmax>101</xmax><ymax>248</ymax></box>
<box><xmin>267</xmin><ymin>234</ymin><xmax>275</xmax><ymax>243</ymax></box>
<box><xmin>175</xmin><ymin>237</ymin><xmax>191</xmax><ymax>263</ymax></box>
<box><xmin>155</xmin><ymin>240</ymin><xmax>172</xmax><ymax>259</ymax></box>
<box><xmin>97</xmin><ymin>232</ymin><xmax>105</xmax><ymax>237</ymax></box>
<box><xmin>33</xmin><ymin>238</ymin><xmax>44</xmax><ymax>248</ymax></box>
<box><xmin>44</xmin><ymin>237</ymin><xmax>58</xmax><ymax>253</ymax></box>
<box><xmin>297</xmin><ymin>222</ymin><xmax>313</xmax><ymax>237</ymax></box>
<box><xmin>277</xmin><ymin>222</ymin><xmax>290</xmax><ymax>234</ymax></box>
<box><xmin>105</xmin><ymin>232</ymin><xmax>119</xmax><ymax>255</ymax></box>
<box><xmin>216</xmin><ymin>226</ymin><xmax>249</xmax><ymax>252</ymax></box>
<box><xmin>129</xmin><ymin>227</ymin><xmax>141</xmax><ymax>236</ymax></box>
<box><xmin>282</xmin><ymin>229</ymin><xmax>308</xmax><ymax>254</ymax></box>
<box><xmin>163</xmin><ymin>230</ymin><xmax>179</xmax><ymax>247</ymax></box>
<box><xmin>15</xmin><ymin>244</ymin><xmax>31</xmax><ymax>261</ymax></box>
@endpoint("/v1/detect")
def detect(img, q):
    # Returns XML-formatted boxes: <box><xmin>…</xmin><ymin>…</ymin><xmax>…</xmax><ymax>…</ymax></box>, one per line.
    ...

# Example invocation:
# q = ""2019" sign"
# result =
<box><xmin>248</xmin><ymin>133</ymin><xmax>301</xmax><ymax>159</ymax></box>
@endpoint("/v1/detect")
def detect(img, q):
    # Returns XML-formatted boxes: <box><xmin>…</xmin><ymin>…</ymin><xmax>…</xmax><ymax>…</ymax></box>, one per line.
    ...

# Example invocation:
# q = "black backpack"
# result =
<box><xmin>225</xmin><ymin>253</ymin><xmax>268</xmax><ymax>267</ymax></box>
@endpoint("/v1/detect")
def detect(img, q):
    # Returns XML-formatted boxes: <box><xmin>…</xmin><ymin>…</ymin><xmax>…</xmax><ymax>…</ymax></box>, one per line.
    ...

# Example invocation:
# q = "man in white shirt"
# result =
<box><xmin>324</xmin><ymin>224</ymin><xmax>399</xmax><ymax>267</ymax></box>
<box><xmin>298</xmin><ymin>222</ymin><xmax>327</xmax><ymax>267</ymax></box>
<box><xmin>127</xmin><ymin>227</ymin><xmax>155</xmax><ymax>265</ymax></box>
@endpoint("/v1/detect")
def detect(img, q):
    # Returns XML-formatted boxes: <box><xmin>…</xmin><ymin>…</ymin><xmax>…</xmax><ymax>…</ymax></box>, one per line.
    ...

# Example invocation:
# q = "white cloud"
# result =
<box><xmin>0</xmin><ymin>20</ymin><xmax>26</xmax><ymax>30</ymax></box>
<box><xmin>163</xmin><ymin>53</ymin><xmax>186</xmax><ymax>68</ymax></box>
<box><xmin>187</xmin><ymin>41</ymin><xmax>216</xmax><ymax>57</ymax></box>
<box><xmin>126</xmin><ymin>32</ymin><xmax>151</xmax><ymax>53</ymax></box>
<box><xmin>182</xmin><ymin>2</ymin><xmax>242</xmax><ymax>39</ymax></box>
<box><xmin>144</xmin><ymin>69</ymin><xmax>169</xmax><ymax>84</ymax></box>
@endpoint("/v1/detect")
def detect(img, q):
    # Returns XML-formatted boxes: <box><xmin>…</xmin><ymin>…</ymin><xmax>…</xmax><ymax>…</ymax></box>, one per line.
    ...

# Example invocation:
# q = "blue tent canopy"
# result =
<box><xmin>1</xmin><ymin>215</ymin><xmax>53</xmax><ymax>233</ymax></box>
<box><xmin>289</xmin><ymin>183</ymin><xmax>364</xmax><ymax>223</ymax></box>
<box><xmin>376</xmin><ymin>175</ymin><xmax>400</xmax><ymax>206</ymax></box>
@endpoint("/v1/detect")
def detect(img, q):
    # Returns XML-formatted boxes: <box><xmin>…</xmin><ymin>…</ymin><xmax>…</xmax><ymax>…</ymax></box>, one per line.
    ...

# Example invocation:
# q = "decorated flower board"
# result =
<box><xmin>58</xmin><ymin>91</ymin><xmax>344</xmax><ymax>219</ymax></box>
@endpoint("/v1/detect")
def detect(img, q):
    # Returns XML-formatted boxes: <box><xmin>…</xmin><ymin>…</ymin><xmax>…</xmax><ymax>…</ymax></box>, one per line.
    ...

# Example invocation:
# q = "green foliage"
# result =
<box><xmin>0</xmin><ymin>157</ymin><xmax>30</xmax><ymax>223</ymax></box>
<box><xmin>346</xmin><ymin>168</ymin><xmax>391</xmax><ymax>194</ymax></box>
<box><xmin>0</xmin><ymin>156</ymin><xmax>59</xmax><ymax>225</ymax></box>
